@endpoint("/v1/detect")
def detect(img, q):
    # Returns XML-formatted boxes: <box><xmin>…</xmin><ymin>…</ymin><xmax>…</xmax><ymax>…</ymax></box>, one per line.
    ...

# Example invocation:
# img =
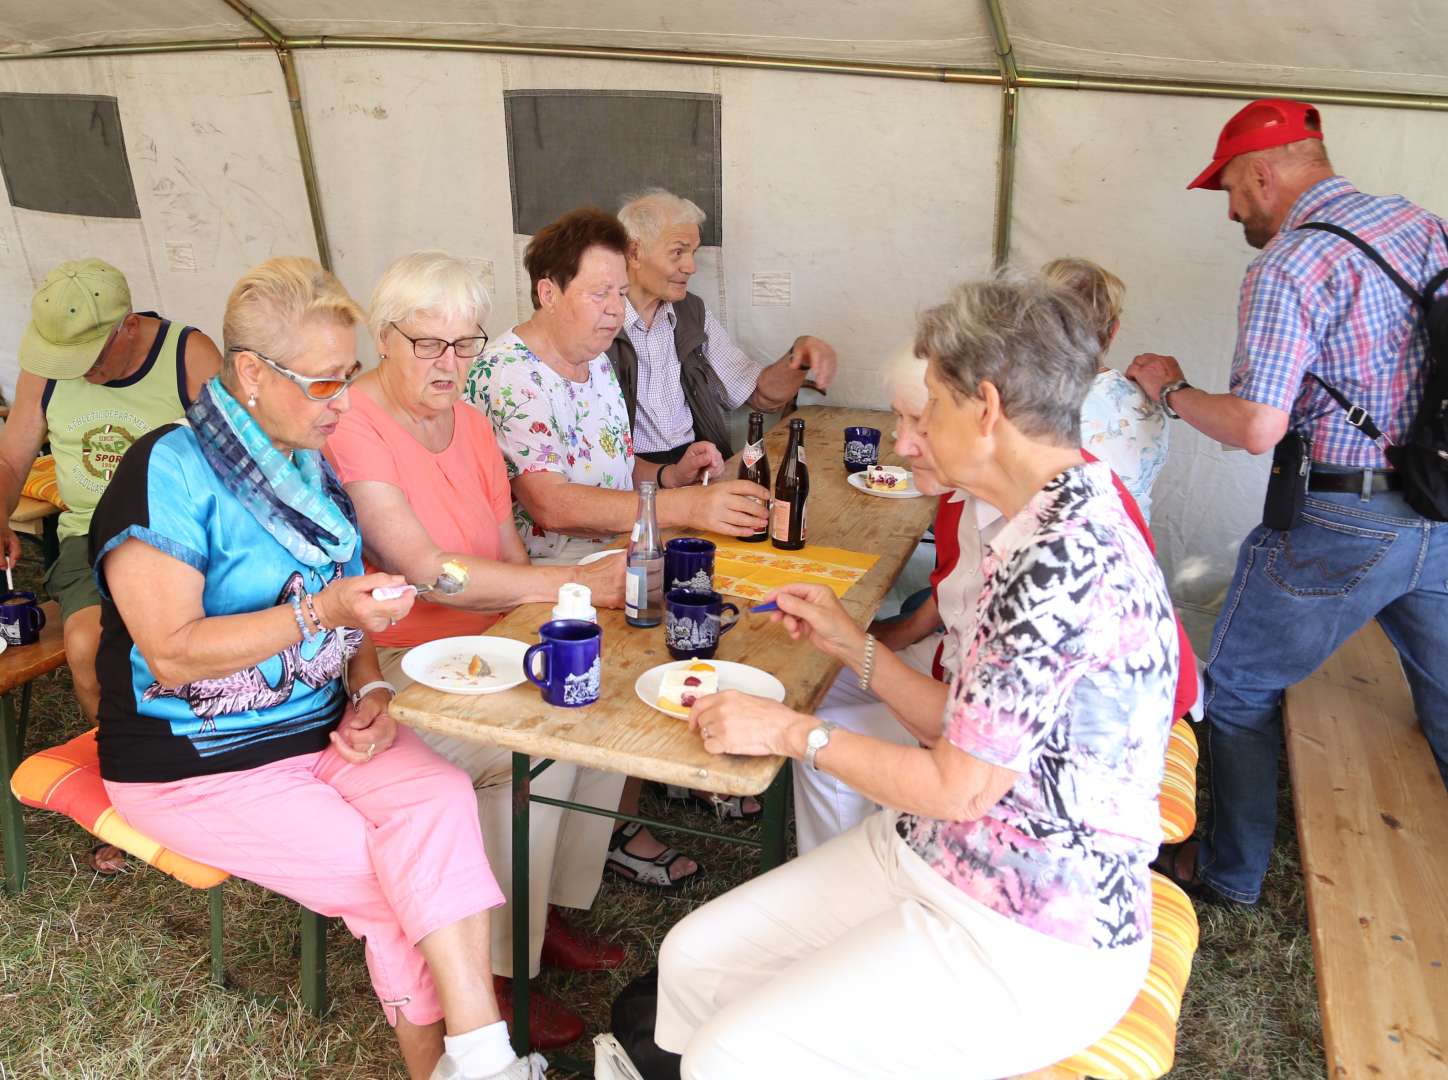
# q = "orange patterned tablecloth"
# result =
<box><xmin>699</xmin><ymin>534</ymin><xmax>879</xmax><ymax>602</ymax></box>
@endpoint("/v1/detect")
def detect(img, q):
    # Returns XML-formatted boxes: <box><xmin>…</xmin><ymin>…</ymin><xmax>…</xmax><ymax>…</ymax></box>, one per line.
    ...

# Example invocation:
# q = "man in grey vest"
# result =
<box><xmin>610</xmin><ymin>189</ymin><xmax>839</xmax><ymax>465</ymax></box>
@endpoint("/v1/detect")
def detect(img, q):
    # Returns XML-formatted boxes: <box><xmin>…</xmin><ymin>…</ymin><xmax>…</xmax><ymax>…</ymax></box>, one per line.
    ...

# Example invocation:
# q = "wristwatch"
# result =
<box><xmin>804</xmin><ymin>721</ymin><xmax>838</xmax><ymax>772</ymax></box>
<box><xmin>350</xmin><ymin>680</ymin><xmax>396</xmax><ymax>709</ymax></box>
<box><xmin>1159</xmin><ymin>379</ymin><xmax>1192</xmax><ymax>420</ymax></box>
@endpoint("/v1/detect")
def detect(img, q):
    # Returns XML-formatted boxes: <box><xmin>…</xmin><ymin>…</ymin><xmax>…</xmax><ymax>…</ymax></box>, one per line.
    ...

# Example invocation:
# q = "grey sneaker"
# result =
<box><xmin>431</xmin><ymin>1052</ymin><xmax>548</xmax><ymax>1080</ymax></box>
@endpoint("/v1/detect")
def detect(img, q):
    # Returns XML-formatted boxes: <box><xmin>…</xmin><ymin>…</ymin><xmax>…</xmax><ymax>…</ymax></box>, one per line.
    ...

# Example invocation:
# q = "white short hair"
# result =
<box><xmin>618</xmin><ymin>188</ymin><xmax>706</xmax><ymax>246</ymax></box>
<box><xmin>367</xmin><ymin>250</ymin><xmax>492</xmax><ymax>345</ymax></box>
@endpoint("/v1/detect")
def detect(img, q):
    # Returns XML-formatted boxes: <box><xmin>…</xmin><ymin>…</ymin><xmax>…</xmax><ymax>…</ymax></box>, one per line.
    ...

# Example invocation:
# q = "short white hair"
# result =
<box><xmin>618</xmin><ymin>188</ymin><xmax>706</xmax><ymax>246</ymax></box>
<box><xmin>368</xmin><ymin>250</ymin><xmax>492</xmax><ymax>345</ymax></box>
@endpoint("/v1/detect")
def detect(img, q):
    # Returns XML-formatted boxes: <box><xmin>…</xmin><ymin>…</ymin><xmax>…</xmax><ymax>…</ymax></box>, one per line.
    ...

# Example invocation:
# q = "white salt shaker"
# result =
<box><xmin>553</xmin><ymin>582</ymin><xmax>597</xmax><ymax>623</ymax></box>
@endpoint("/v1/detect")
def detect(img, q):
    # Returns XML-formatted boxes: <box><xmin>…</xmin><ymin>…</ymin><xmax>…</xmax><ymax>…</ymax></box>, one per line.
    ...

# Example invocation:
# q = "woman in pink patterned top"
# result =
<box><xmin>654</xmin><ymin>274</ymin><xmax>1179</xmax><ymax>1079</ymax></box>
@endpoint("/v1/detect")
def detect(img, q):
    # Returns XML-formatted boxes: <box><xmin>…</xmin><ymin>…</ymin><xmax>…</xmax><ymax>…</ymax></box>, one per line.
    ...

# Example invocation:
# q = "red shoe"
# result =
<box><xmin>493</xmin><ymin>975</ymin><xmax>585</xmax><ymax>1051</ymax></box>
<box><xmin>539</xmin><ymin>906</ymin><xmax>626</xmax><ymax>972</ymax></box>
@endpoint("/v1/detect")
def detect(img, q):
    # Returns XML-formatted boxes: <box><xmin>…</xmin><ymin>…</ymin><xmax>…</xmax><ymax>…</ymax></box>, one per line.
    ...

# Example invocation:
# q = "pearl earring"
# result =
<box><xmin>247</xmin><ymin>393</ymin><xmax>257</xmax><ymax>407</ymax></box>
<box><xmin>379</xmin><ymin>353</ymin><xmax>387</xmax><ymax>360</ymax></box>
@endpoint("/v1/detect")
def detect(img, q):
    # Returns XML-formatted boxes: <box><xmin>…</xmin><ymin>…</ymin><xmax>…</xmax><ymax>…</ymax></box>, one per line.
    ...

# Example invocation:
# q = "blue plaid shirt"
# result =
<box><xmin>1230</xmin><ymin>176</ymin><xmax>1448</xmax><ymax>468</ymax></box>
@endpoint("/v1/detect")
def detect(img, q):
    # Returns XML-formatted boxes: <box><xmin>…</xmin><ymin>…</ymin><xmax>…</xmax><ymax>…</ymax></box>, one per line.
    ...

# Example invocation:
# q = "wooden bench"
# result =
<box><xmin>1284</xmin><ymin>622</ymin><xmax>1448</xmax><ymax>1078</ymax></box>
<box><xmin>0</xmin><ymin>600</ymin><xmax>67</xmax><ymax>894</ymax></box>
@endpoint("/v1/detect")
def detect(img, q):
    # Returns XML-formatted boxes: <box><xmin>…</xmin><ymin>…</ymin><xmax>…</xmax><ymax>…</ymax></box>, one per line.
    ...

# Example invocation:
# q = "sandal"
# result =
<box><xmin>1152</xmin><ymin>840</ymin><xmax>1257</xmax><ymax>910</ymax></box>
<box><xmin>605</xmin><ymin>822</ymin><xmax>701</xmax><ymax>890</ymax></box>
<box><xmin>662</xmin><ymin>784</ymin><xmax>762</xmax><ymax>821</ymax></box>
<box><xmin>87</xmin><ymin>842</ymin><xmax>127</xmax><ymax>876</ymax></box>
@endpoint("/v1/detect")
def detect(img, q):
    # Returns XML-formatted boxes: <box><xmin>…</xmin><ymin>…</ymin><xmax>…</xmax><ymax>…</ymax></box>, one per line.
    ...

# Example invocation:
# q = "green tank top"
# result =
<box><xmin>44</xmin><ymin>313</ymin><xmax>193</xmax><ymax>542</ymax></box>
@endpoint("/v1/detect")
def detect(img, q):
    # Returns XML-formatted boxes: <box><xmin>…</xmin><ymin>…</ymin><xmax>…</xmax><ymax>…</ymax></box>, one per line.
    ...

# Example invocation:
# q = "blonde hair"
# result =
<box><xmin>222</xmin><ymin>257</ymin><xmax>363</xmax><ymax>381</ymax></box>
<box><xmin>1039</xmin><ymin>257</ymin><xmax>1125</xmax><ymax>352</ymax></box>
<box><xmin>368</xmin><ymin>250</ymin><xmax>492</xmax><ymax>347</ymax></box>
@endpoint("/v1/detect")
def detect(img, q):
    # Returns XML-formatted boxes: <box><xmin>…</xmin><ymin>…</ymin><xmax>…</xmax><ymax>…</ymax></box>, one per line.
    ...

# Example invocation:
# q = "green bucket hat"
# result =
<box><xmin>19</xmin><ymin>259</ymin><xmax>132</xmax><ymax>380</ymax></box>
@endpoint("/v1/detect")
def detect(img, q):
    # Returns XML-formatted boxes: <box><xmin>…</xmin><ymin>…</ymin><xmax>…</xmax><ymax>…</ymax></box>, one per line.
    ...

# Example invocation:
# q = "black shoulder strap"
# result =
<box><xmin>1297</xmin><ymin>221</ymin><xmax>1427</xmax><ymax>309</ymax></box>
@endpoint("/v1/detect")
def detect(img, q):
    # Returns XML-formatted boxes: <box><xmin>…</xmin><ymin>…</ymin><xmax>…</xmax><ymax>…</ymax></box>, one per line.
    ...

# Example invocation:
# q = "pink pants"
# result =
<box><xmin>104</xmin><ymin>727</ymin><xmax>503</xmax><ymax>1026</ymax></box>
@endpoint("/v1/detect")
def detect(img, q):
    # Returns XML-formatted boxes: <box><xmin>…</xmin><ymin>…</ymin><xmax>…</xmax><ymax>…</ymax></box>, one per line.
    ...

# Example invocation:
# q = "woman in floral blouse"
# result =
<box><xmin>465</xmin><ymin>209</ymin><xmax>769</xmax><ymax>562</ymax></box>
<box><xmin>654</xmin><ymin>274</ymin><xmax>1179</xmax><ymax>1079</ymax></box>
<box><xmin>1043</xmin><ymin>257</ymin><xmax>1169</xmax><ymax>522</ymax></box>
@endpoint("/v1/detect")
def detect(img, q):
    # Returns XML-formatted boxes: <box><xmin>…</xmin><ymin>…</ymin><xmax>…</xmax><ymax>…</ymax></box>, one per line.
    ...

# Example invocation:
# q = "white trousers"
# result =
<box><xmin>380</xmin><ymin>647</ymin><xmax>626</xmax><ymax>978</ymax></box>
<box><xmin>792</xmin><ymin>635</ymin><xmax>940</xmax><ymax>855</ymax></box>
<box><xmin>656</xmin><ymin>810</ymin><xmax>1148</xmax><ymax>1080</ymax></box>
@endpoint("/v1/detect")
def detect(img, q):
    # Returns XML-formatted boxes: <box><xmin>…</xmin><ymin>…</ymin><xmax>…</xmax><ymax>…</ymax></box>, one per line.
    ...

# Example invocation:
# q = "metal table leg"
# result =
<box><xmin>1</xmin><ymin>691</ymin><xmax>26</xmax><ymax>895</ymax></box>
<box><xmin>758</xmin><ymin>765</ymin><xmax>789</xmax><ymax>874</ymax></box>
<box><xmin>511</xmin><ymin>751</ymin><xmax>531</xmax><ymax>1058</ymax></box>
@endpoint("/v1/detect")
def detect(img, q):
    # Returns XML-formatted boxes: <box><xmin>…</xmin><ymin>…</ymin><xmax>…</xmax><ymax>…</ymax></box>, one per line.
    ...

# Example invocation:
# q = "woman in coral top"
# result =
<box><xmin>324</xmin><ymin>251</ymin><xmax>626</xmax><ymax>1050</ymax></box>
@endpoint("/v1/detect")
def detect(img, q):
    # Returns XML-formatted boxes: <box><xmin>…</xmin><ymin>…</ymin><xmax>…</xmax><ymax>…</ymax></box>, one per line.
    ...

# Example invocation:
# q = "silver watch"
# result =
<box><xmin>804</xmin><ymin>721</ymin><xmax>838</xmax><ymax>772</ymax></box>
<box><xmin>1159</xmin><ymin>379</ymin><xmax>1192</xmax><ymax>420</ymax></box>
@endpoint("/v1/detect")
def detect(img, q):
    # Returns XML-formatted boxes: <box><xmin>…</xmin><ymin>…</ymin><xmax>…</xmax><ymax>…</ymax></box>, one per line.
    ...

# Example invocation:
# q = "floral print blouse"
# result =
<box><xmin>897</xmin><ymin>461</ymin><xmax>1178</xmax><ymax>950</ymax></box>
<box><xmin>1079</xmin><ymin>369</ymin><xmax>1169</xmax><ymax>523</ymax></box>
<box><xmin>465</xmin><ymin>331</ymin><xmax>635</xmax><ymax>560</ymax></box>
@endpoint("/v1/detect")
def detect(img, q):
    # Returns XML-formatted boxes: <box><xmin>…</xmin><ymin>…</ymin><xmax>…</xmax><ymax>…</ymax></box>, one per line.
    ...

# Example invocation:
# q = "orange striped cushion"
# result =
<box><xmin>20</xmin><ymin>455</ymin><xmax>67</xmax><ymax>510</ymax></box>
<box><xmin>10</xmin><ymin>729</ymin><xmax>228</xmax><ymax>890</ymax></box>
<box><xmin>1054</xmin><ymin>872</ymin><xmax>1200</xmax><ymax>1079</ymax></box>
<box><xmin>1159</xmin><ymin>719</ymin><xmax>1199</xmax><ymax>845</ymax></box>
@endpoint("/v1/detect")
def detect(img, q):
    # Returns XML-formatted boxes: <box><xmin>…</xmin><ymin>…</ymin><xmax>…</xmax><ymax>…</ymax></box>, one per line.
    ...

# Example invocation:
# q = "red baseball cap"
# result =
<box><xmin>1187</xmin><ymin>98</ymin><xmax>1324</xmax><ymax>191</ymax></box>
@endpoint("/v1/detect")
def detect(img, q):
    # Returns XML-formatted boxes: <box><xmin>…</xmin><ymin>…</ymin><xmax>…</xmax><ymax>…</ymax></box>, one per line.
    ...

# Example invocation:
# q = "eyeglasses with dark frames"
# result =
<box><xmin>229</xmin><ymin>347</ymin><xmax>361</xmax><ymax>401</ymax></box>
<box><xmin>389</xmin><ymin>322</ymin><xmax>489</xmax><ymax>360</ymax></box>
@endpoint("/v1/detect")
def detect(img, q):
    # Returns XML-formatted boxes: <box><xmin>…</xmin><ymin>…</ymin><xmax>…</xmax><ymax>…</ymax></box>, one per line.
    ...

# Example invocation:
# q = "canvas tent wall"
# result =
<box><xmin>2</xmin><ymin>1</ymin><xmax>1446</xmax><ymax>644</ymax></box>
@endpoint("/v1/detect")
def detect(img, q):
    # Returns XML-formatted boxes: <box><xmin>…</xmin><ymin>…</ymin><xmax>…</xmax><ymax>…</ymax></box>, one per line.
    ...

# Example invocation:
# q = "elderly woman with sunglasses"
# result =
<box><xmin>91</xmin><ymin>257</ymin><xmax>544</xmax><ymax>1080</ymax></box>
<box><xmin>325</xmin><ymin>250</ymin><xmax>630</xmax><ymax>1049</ymax></box>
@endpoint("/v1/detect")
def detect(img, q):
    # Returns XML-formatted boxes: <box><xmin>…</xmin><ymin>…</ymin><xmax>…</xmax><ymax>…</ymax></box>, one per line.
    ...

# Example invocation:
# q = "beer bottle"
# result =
<box><xmin>771</xmin><ymin>418</ymin><xmax>809</xmax><ymax>550</ymax></box>
<box><xmin>738</xmin><ymin>411</ymin><xmax>771</xmax><ymax>543</ymax></box>
<box><xmin>625</xmin><ymin>480</ymin><xmax>664</xmax><ymax>627</ymax></box>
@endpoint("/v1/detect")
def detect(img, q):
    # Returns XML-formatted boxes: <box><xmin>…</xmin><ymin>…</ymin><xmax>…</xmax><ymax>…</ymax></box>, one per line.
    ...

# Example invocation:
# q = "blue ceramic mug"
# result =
<box><xmin>843</xmin><ymin>426</ymin><xmax>881</xmax><ymax>472</ymax></box>
<box><xmin>664</xmin><ymin>537</ymin><xmax>715</xmax><ymax>594</ymax></box>
<box><xmin>524</xmin><ymin>620</ymin><xmax>602</xmax><ymax>707</ymax></box>
<box><xmin>664</xmin><ymin>589</ymin><xmax>739</xmax><ymax>661</ymax></box>
<box><xmin>0</xmin><ymin>590</ymin><xmax>46</xmax><ymax>647</ymax></box>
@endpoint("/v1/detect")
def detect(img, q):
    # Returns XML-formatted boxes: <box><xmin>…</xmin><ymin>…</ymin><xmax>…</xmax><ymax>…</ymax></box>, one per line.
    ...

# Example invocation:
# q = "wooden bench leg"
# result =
<box><xmin>299</xmin><ymin>905</ymin><xmax>327</xmax><ymax>1017</ymax></box>
<box><xmin>1</xmin><ymin>690</ymin><xmax>26</xmax><ymax>895</ymax></box>
<box><xmin>209</xmin><ymin>883</ymin><xmax>226</xmax><ymax>987</ymax></box>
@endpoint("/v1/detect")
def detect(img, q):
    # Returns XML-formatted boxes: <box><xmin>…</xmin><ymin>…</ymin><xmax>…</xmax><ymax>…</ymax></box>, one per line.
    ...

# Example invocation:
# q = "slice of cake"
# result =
<box><xmin>657</xmin><ymin>662</ymin><xmax>719</xmax><ymax>715</ymax></box>
<box><xmin>865</xmin><ymin>465</ymin><xmax>909</xmax><ymax>491</ymax></box>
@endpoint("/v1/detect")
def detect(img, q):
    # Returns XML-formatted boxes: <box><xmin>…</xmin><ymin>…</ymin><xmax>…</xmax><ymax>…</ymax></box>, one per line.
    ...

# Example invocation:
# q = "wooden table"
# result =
<box><xmin>1284</xmin><ymin>622</ymin><xmax>1448</xmax><ymax>1079</ymax></box>
<box><xmin>390</xmin><ymin>405</ymin><xmax>936</xmax><ymax>1056</ymax></box>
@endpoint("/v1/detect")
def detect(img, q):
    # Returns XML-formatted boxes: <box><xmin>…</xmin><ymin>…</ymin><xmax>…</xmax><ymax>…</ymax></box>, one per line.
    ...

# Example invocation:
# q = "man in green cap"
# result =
<box><xmin>0</xmin><ymin>258</ymin><xmax>220</xmax><ymax>864</ymax></box>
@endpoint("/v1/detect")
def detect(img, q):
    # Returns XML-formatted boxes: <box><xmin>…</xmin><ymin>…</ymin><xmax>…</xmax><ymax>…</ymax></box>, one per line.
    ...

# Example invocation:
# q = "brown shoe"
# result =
<box><xmin>493</xmin><ymin>975</ymin><xmax>584</xmax><ymax>1051</ymax></box>
<box><xmin>539</xmin><ymin>906</ymin><xmax>625</xmax><ymax>972</ymax></box>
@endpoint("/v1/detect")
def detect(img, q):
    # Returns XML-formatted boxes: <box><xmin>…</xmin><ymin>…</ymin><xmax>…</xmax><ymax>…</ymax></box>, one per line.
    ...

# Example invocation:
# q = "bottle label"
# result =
<box><xmin>797</xmin><ymin>445</ymin><xmax>807</xmax><ymax>466</ymax></box>
<box><xmin>771</xmin><ymin>499</ymin><xmax>793</xmax><ymax>542</ymax></box>
<box><xmin>626</xmin><ymin>566</ymin><xmax>647</xmax><ymax>616</ymax></box>
<box><xmin>741</xmin><ymin>439</ymin><xmax>764</xmax><ymax>468</ymax></box>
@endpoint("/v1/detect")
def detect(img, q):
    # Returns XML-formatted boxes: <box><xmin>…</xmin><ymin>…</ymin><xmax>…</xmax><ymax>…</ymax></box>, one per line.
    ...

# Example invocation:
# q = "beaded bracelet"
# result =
<box><xmin>288</xmin><ymin>594</ymin><xmax>310</xmax><ymax>642</ymax></box>
<box><xmin>858</xmin><ymin>632</ymin><xmax>877</xmax><ymax>692</ymax></box>
<box><xmin>303</xmin><ymin>592</ymin><xmax>326</xmax><ymax>636</ymax></box>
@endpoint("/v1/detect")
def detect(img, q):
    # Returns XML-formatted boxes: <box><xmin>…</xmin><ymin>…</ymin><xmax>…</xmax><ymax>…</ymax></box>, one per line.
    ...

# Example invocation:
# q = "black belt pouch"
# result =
<box><xmin>1262</xmin><ymin>431</ymin><xmax>1311</xmax><ymax>530</ymax></box>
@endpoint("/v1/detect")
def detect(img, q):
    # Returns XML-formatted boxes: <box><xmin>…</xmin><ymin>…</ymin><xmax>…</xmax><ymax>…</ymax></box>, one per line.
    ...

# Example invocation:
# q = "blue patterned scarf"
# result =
<box><xmin>187</xmin><ymin>379</ymin><xmax>358</xmax><ymax>568</ymax></box>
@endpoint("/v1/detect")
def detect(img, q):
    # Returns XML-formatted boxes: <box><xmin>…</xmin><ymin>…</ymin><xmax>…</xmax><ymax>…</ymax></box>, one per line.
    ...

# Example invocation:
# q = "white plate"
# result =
<box><xmin>401</xmin><ymin>636</ymin><xmax>530</xmax><ymax>695</ymax></box>
<box><xmin>0</xmin><ymin>638</ymin><xmax>8</xmax><ymax>657</ymax></box>
<box><xmin>635</xmin><ymin>659</ymin><xmax>787</xmax><ymax>720</ymax></box>
<box><xmin>577</xmin><ymin>548</ymin><xmax>626</xmax><ymax>566</ymax></box>
<box><xmin>847</xmin><ymin>469</ymin><xmax>924</xmax><ymax>499</ymax></box>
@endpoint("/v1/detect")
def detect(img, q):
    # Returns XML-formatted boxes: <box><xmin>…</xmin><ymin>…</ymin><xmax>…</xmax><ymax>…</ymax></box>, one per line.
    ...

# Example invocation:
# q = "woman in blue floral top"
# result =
<box><xmin>465</xmin><ymin>209</ymin><xmax>769</xmax><ymax>562</ymax></box>
<box><xmin>1043</xmin><ymin>257</ymin><xmax>1169</xmax><ymax>522</ymax></box>
<box><xmin>653</xmin><ymin>274</ymin><xmax>1178</xmax><ymax>1079</ymax></box>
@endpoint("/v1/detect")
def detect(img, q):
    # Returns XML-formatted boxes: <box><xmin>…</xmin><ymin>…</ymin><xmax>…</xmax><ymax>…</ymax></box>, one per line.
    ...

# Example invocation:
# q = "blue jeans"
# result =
<box><xmin>1197</xmin><ymin>486</ymin><xmax>1448</xmax><ymax>904</ymax></box>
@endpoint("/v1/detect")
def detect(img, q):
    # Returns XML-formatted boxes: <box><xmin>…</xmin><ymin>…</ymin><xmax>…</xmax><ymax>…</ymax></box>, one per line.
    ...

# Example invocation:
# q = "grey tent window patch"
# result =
<box><xmin>504</xmin><ymin>90</ymin><xmax>722</xmax><ymax>245</ymax></box>
<box><xmin>0</xmin><ymin>93</ymin><xmax>141</xmax><ymax>219</ymax></box>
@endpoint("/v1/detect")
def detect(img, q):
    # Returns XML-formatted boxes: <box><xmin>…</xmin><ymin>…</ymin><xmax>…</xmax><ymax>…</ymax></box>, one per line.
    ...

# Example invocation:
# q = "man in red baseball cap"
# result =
<box><xmin>1126</xmin><ymin>99</ymin><xmax>1448</xmax><ymax>911</ymax></box>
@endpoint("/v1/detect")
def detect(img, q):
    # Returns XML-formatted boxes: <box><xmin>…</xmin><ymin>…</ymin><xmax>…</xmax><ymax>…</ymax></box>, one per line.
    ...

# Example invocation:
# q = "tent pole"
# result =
<box><xmin>983</xmin><ymin>0</ymin><xmax>1020</xmax><ymax>267</ymax></box>
<box><xmin>1017</xmin><ymin>73</ymin><xmax>1448</xmax><ymax>112</ymax></box>
<box><xmin>210</xmin><ymin>1</ymin><xmax>333</xmax><ymax>270</ymax></box>
<box><xmin>3</xmin><ymin>33</ymin><xmax>1445</xmax><ymax>114</ymax></box>
<box><xmin>278</xmin><ymin>47</ymin><xmax>333</xmax><ymax>270</ymax></box>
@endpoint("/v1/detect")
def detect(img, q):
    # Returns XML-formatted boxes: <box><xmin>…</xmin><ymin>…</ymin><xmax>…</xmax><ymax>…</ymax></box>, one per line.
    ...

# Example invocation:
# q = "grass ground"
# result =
<box><xmin>0</xmin><ymin>540</ymin><xmax>1323</xmax><ymax>1078</ymax></box>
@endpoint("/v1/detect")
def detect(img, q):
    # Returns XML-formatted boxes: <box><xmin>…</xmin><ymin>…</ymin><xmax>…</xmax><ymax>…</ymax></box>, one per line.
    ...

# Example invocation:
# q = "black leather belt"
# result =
<box><xmin>1308</xmin><ymin>469</ymin><xmax>1402</xmax><ymax>494</ymax></box>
